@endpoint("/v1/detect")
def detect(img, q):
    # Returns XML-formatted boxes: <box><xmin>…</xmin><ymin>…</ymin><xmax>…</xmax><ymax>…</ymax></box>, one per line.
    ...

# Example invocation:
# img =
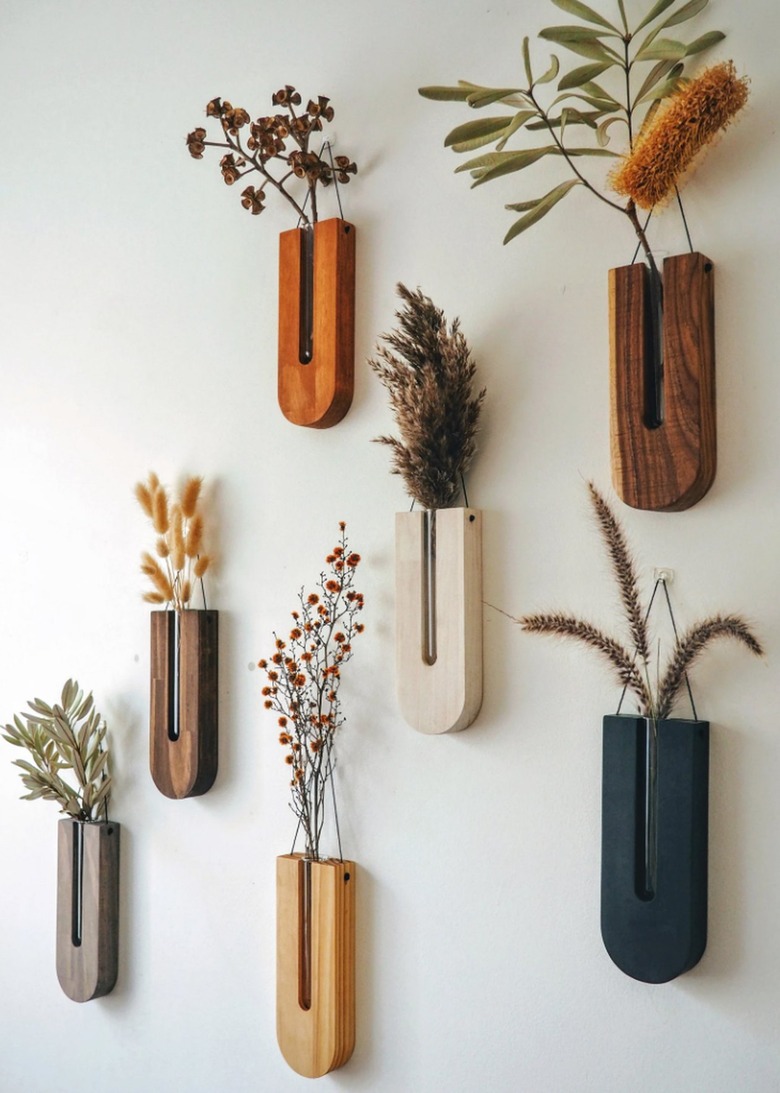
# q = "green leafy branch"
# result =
<box><xmin>3</xmin><ymin>680</ymin><xmax>112</xmax><ymax>822</ymax></box>
<box><xmin>419</xmin><ymin>0</ymin><xmax>725</xmax><ymax>261</ymax></box>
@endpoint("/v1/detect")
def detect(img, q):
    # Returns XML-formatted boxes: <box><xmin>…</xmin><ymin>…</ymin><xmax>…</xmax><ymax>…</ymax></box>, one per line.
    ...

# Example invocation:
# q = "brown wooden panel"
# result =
<box><xmin>56</xmin><ymin>819</ymin><xmax>120</xmax><ymax>1002</ymax></box>
<box><xmin>277</xmin><ymin>854</ymin><xmax>356</xmax><ymax>1077</ymax></box>
<box><xmin>278</xmin><ymin>217</ymin><xmax>355</xmax><ymax>428</ymax></box>
<box><xmin>150</xmin><ymin>609</ymin><xmax>218</xmax><ymax>798</ymax></box>
<box><xmin>609</xmin><ymin>252</ymin><xmax>716</xmax><ymax>511</ymax></box>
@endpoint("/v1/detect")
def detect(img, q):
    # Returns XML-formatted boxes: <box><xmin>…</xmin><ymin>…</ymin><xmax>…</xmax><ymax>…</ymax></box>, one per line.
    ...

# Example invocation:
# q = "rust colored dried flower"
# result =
<box><xmin>240</xmin><ymin>185</ymin><xmax>265</xmax><ymax>215</ymax></box>
<box><xmin>223</xmin><ymin>105</ymin><xmax>250</xmax><ymax>134</ymax></box>
<box><xmin>285</xmin><ymin>753</ymin><xmax>294</xmax><ymax>765</ymax></box>
<box><xmin>355</xmin><ymin>623</ymin><xmax>365</xmax><ymax>633</ymax></box>
<box><xmin>347</xmin><ymin>553</ymin><xmax>360</xmax><ymax>567</ymax></box>
<box><xmin>272</xmin><ymin>85</ymin><xmax>301</xmax><ymax>106</ymax></box>
<box><xmin>290</xmin><ymin>628</ymin><xmax>302</xmax><ymax>640</ymax></box>
<box><xmin>206</xmin><ymin>98</ymin><xmax>224</xmax><ymax>118</ymax></box>
<box><xmin>258</xmin><ymin>659</ymin><xmax>267</xmax><ymax>669</ymax></box>
<box><xmin>334</xmin><ymin>632</ymin><xmax>346</xmax><ymax>644</ymax></box>
<box><xmin>278</xmin><ymin>716</ymin><xmax>287</xmax><ymax>727</ymax></box>
<box><xmin>264</xmin><ymin>700</ymin><xmax>273</xmax><ymax>709</ymax></box>
<box><xmin>219</xmin><ymin>153</ymin><xmax>243</xmax><ymax>185</ymax></box>
<box><xmin>325</xmin><ymin>579</ymin><xmax>340</xmax><ymax>592</ymax></box>
<box><xmin>611</xmin><ymin>62</ymin><xmax>749</xmax><ymax>210</ymax></box>
<box><xmin>186</xmin><ymin>128</ymin><xmax>207</xmax><ymax>158</ymax></box>
<box><xmin>279</xmin><ymin>732</ymin><xmax>292</xmax><ymax>745</ymax></box>
<box><xmin>307</xmin><ymin>593</ymin><xmax>319</xmax><ymax>605</ymax></box>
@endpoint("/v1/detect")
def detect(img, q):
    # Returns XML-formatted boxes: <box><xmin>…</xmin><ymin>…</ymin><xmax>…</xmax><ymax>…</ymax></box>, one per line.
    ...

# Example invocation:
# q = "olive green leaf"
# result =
<box><xmin>504</xmin><ymin>179</ymin><xmax>581</xmax><ymax>243</ymax></box>
<box><xmin>466</xmin><ymin>88</ymin><xmax>524</xmax><ymax>108</ymax></box>
<box><xmin>634</xmin><ymin>0</ymin><xmax>678</xmax><ymax>34</ymax></box>
<box><xmin>660</xmin><ymin>0</ymin><xmax>709</xmax><ymax>28</ymax></box>
<box><xmin>445</xmin><ymin>116</ymin><xmax>520</xmax><ymax>153</ymax></box>
<box><xmin>684</xmin><ymin>30</ymin><xmax>725</xmax><ymax>55</ymax></box>
<box><xmin>419</xmin><ymin>82</ymin><xmax>483</xmax><ymax>101</ymax></box>
<box><xmin>550</xmin><ymin>0</ymin><xmax>620</xmax><ymax>32</ymax></box>
<box><xmin>596</xmin><ymin>115</ymin><xmax>626</xmax><ymax>146</ymax></box>
<box><xmin>536</xmin><ymin>55</ymin><xmax>561</xmax><ymax>85</ymax></box>
<box><xmin>557</xmin><ymin>61</ymin><xmax>612</xmax><ymax>90</ymax></box>
<box><xmin>635</xmin><ymin>36</ymin><xmax>687</xmax><ymax>62</ymax></box>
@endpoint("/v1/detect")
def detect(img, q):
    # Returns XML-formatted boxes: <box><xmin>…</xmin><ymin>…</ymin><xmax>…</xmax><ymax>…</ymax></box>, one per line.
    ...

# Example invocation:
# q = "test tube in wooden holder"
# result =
<box><xmin>395</xmin><ymin>507</ymin><xmax>483</xmax><ymax>734</ymax></box>
<box><xmin>276</xmin><ymin>854</ymin><xmax>356</xmax><ymax>1078</ymax></box>
<box><xmin>150</xmin><ymin>609</ymin><xmax>218</xmax><ymax>799</ymax></box>
<box><xmin>56</xmin><ymin>819</ymin><xmax>120</xmax><ymax>1002</ymax></box>
<box><xmin>601</xmin><ymin>715</ymin><xmax>709</xmax><ymax>983</ymax></box>
<box><xmin>278</xmin><ymin>217</ymin><xmax>356</xmax><ymax>428</ymax></box>
<box><xmin>609</xmin><ymin>251</ymin><xmax>715</xmax><ymax>511</ymax></box>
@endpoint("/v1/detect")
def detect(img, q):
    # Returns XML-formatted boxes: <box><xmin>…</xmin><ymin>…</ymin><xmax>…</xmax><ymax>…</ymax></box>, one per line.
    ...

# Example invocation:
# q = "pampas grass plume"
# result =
<box><xmin>135</xmin><ymin>481</ymin><xmax>154</xmax><ymax>518</ymax></box>
<box><xmin>185</xmin><ymin>514</ymin><xmax>204</xmax><ymax>558</ymax></box>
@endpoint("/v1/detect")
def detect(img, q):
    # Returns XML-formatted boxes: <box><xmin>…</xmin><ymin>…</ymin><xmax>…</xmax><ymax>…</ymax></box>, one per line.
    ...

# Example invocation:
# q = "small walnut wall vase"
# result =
<box><xmin>150</xmin><ymin>609</ymin><xmax>218</xmax><ymax>798</ymax></box>
<box><xmin>276</xmin><ymin>854</ymin><xmax>356</xmax><ymax>1078</ymax></box>
<box><xmin>609</xmin><ymin>251</ymin><xmax>715</xmax><ymax>511</ymax></box>
<box><xmin>56</xmin><ymin>818</ymin><xmax>120</xmax><ymax>1002</ymax></box>
<box><xmin>395</xmin><ymin>507</ymin><xmax>483</xmax><ymax>734</ymax></box>
<box><xmin>277</xmin><ymin>217</ymin><xmax>356</xmax><ymax>428</ymax></box>
<box><xmin>601</xmin><ymin>715</ymin><xmax>709</xmax><ymax>983</ymax></box>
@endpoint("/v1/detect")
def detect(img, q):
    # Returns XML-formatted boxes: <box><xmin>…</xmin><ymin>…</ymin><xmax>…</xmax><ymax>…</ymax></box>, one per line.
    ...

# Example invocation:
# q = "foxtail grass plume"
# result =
<box><xmin>516</xmin><ymin>482</ymin><xmax>762</xmax><ymax>719</ymax></box>
<box><xmin>611</xmin><ymin>61</ymin><xmax>749</xmax><ymax>210</ymax></box>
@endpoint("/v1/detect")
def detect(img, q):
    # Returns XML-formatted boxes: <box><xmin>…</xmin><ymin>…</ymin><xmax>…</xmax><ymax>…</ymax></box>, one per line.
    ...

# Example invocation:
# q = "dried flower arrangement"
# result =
<box><xmin>186</xmin><ymin>86</ymin><xmax>357</xmax><ymax>226</ymax></box>
<box><xmin>135</xmin><ymin>472</ymin><xmax>211</xmax><ymax>612</ymax></box>
<box><xmin>3</xmin><ymin>680</ymin><xmax>112</xmax><ymax>821</ymax></box>
<box><xmin>420</xmin><ymin>0</ymin><xmax>748</xmax><ymax>268</ymax></box>
<box><xmin>258</xmin><ymin>523</ymin><xmax>365</xmax><ymax>861</ymax></box>
<box><xmin>369</xmin><ymin>284</ymin><xmax>486</xmax><ymax>509</ymax></box>
<box><xmin>515</xmin><ymin>482</ymin><xmax>762</xmax><ymax>718</ymax></box>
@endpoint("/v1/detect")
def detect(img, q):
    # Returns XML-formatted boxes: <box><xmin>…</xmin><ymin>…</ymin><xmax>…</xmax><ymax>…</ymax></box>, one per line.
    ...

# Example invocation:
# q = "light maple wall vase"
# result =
<box><xmin>609</xmin><ymin>251</ymin><xmax>716</xmax><ymax>511</ymax></box>
<box><xmin>278</xmin><ymin>216</ymin><xmax>356</xmax><ymax>428</ymax></box>
<box><xmin>276</xmin><ymin>854</ymin><xmax>356</xmax><ymax>1078</ymax></box>
<box><xmin>56</xmin><ymin>818</ymin><xmax>120</xmax><ymax>1002</ymax></box>
<box><xmin>395</xmin><ymin>506</ymin><xmax>483</xmax><ymax>734</ymax></box>
<box><xmin>150</xmin><ymin>608</ymin><xmax>218</xmax><ymax>798</ymax></box>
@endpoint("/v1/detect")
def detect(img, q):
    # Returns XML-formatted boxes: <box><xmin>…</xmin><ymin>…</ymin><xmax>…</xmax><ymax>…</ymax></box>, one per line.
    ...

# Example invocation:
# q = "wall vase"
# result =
<box><xmin>276</xmin><ymin>853</ymin><xmax>356</xmax><ymax>1078</ymax></box>
<box><xmin>609</xmin><ymin>251</ymin><xmax>715</xmax><ymax>511</ymax></box>
<box><xmin>150</xmin><ymin>609</ymin><xmax>218</xmax><ymax>798</ymax></box>
<box><xmin>56</xmin><ymin>818</ymin><xmax>120</xmax><ymax>1002</ymax></box>
<box><xmin>277</xmin><ymin>217</ymin><xmax>356</xmax><ymax>428</ymax></box>
<box><xmin>601</xmin><ymin>715</ymin><xmax>709</xmax><ymax>983</ymax></box>
<box><xmin>395</xmin><ymin>507</ymin><xmax>483</xmax><ymax>734</ymax></box>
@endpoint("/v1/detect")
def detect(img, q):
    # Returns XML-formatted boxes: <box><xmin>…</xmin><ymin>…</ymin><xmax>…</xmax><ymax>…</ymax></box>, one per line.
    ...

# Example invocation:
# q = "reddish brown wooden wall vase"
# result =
<box><xmin>609</xmin><ymin>251</ymin><xmax>716</xmax><ymax>512</ymax></box>
<box><xmin>276</xmin><ymin>854</ymin><xmax>356</xmax><ymax>1078</ymax></box>
<box><xmin>278</xmin><ymin>217</ymin><xmax>356</xmax><ymax>428</ymax></box>
<box><xmin>150</xmin><ymin>609</ymin><xmax>218</xmax><ymax>799</ymax></box>
<box><xmin>56</xmin><ymin>819</ymin><xmax>120</xmax><ymax>1002</ymax></box>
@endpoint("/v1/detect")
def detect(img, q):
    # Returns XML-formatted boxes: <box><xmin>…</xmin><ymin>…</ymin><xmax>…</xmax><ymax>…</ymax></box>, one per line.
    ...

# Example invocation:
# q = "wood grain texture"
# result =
<box><xmin>150</xmin><ymin>609</ymin><xmax>218</xmax><ymax>798</ymax></box>
<box><xmin>278</xmin><ymin>217</ymin><xmax>355</xmax><ymax>428</ymax></box>
<box><xmin>609</xmin><ymin>252</ymin><xmax>716</xmax><ymax>511</ymax></box>
<box><xmin>56</xmin><ymin>819</ymin><xmax>120</xmax><ymax>1002</ymax></box>
<box><xmin>395</xmin><ymin>508</ymin><xmax>483</xmax><ymax>734</ymax></box>
<box><xmin>276</xmin><ymin>854</ymin><xmax>356</xmax><ymax>1078</ymax></box>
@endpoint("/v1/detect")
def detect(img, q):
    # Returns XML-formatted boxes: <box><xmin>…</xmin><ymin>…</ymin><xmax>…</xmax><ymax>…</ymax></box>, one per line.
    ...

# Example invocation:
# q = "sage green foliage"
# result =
<box><xmin>419</xmin><ymin>0</ymin><xmax>725</xmax><ymax>244</ymax></box>
<box><xmin>3</xmin><ymin>680</ymin><xmax>112</xmax><ymax>821</ymax></box>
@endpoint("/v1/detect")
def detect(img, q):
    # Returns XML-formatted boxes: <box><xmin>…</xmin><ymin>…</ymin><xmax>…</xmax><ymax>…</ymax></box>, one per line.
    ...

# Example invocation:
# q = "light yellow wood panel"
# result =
<box><xmin>276</xmin><ymin>854</ymin><xmax>356</xmax><ymax>1078</ymax></box>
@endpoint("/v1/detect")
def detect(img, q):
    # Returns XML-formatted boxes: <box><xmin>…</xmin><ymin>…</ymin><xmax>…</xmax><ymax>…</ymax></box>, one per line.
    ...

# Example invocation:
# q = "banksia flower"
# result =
<box><xmin>370</xmin><ymin>284</ymin><xmax>486</xmax><ymax>510</ymax></box>
<box><xmin>611</xmin><ymin>61</ymin><xmax>749</xmax><ymax>209</ymax></box>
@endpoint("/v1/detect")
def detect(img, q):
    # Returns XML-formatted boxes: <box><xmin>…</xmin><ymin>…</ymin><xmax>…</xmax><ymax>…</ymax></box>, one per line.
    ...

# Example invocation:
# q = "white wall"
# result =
<box><xmin>1</xmin><ymin>1</ymin><xmax>778</xmax><ymax>1089</ymax></box>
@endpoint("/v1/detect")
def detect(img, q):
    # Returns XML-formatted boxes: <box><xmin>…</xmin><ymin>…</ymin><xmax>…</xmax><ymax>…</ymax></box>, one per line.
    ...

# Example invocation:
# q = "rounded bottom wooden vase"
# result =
<box><xmin>276</xmin><ymin>853</ymin><xmax>356</xmax><ymax>1077</ymax></box>
<box><xmin>56</xmin><ymin>818</ymin><xmax>120</xmax><ymax>1002</ymax></box>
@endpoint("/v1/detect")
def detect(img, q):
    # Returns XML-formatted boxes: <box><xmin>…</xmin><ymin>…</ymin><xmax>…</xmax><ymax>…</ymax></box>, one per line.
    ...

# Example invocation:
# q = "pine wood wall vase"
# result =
<box><xmin>150</xmin><ymin>609</ymin><xmax>218</xmax><ymax>798</ymax></box>
<box><xmin>278</xmin><ymin>217</ymin><xmax>356</xmax><ymax>428</ymax></box>
<box><xmin>601</xmin><ymin>715</ymin><xmax>709</xmax><ymax>983</ymax></box>
<box><xmin>56</xmin><ymin>819</ymin><xmax>120</xmax><ymax>1002</ymax></box>
<box><xmin>276</xmin><ymin>854</ymin><xmax>356</xmax><ymax>1078</ymax></box>
<box><xmin>609</xmin><ymin>252</ymin><xmax>715</xmax><ymax>512</ymax></box>
<box><xmin>395</xmin><ymin>507</ymin><xmax>483</xmax><ymax>734</ymax></box>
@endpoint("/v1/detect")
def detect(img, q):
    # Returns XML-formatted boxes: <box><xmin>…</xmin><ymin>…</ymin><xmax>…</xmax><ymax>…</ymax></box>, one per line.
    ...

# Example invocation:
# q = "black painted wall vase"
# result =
<box><xmin>601</xmin><ymin>714</ymin><xmax>709</xmax><ymax>984</ymax></box>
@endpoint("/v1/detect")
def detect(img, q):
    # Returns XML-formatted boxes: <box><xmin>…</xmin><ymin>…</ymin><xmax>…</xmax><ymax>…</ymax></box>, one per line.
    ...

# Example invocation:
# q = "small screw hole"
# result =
<box><xmin>704</xmin><ymin>262</ymin><xmax>713</xmax><ymax>273</ymax></box>
<box><xmin>469</xmin><ymin>514</ymin><xmax>476</xmax><ymax>522</ymax></box>
<box><xmin>106</xmin><ymin>827</ymin><xmax>114</xmax><ymax>836</ymax></box>
<box><xmin>344</xmin><ymin>872</ymin><xmax>351</xmax><ymax>882</ymax></box>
